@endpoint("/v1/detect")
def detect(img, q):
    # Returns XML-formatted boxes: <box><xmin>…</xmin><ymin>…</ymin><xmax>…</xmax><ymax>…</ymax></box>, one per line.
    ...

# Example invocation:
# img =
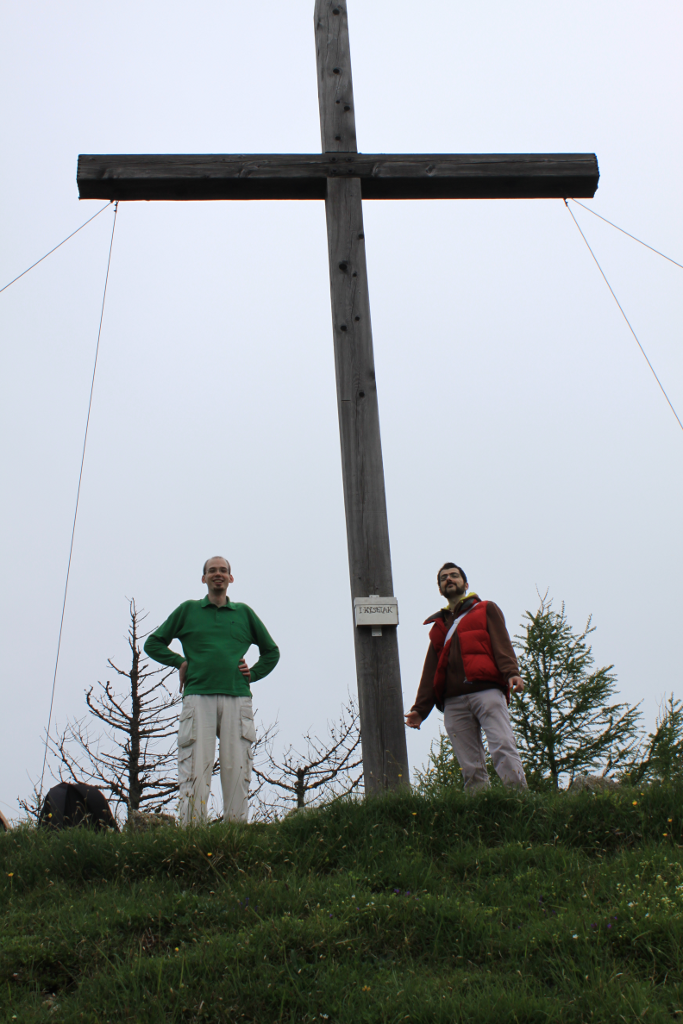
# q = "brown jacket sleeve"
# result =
<box><xmin>486</xmin><ymin>602</ymin><xmax>520</xmax><ymax>680</ymax></box>
<box><xmin>411</xmin><ymin>643</ymin><xmax>439</xmax><ymax>721</ymax></box>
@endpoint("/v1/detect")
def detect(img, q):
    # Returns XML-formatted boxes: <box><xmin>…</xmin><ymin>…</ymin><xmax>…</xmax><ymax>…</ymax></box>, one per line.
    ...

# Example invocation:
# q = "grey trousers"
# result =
<box><xmin>443</xmin><ymin>688</ymin><xmax>528</xmax><ymax>792</ymax></box>
<box><xmin>177</xmin><ymin>694</ymin><xmax>256</xmax><ymax>824</ymax></box>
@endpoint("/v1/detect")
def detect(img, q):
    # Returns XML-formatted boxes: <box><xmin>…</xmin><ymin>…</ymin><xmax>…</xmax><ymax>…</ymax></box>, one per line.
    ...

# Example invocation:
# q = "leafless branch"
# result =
<box><xmin>250</xmin><ymin>697</ymin><xmax>363</xmax><ymax>820</ymax></box>
<box><xmin>42</xmin><ymin>600</ymin><xmax>182</xmax><ymax>821</ymax></box>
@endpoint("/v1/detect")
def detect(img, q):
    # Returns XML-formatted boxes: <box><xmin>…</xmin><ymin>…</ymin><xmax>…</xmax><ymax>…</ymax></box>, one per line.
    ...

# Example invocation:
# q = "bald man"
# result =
<box><xmin>145</xmin><ymin>556</ymin><xmax>279</xmax><ymax>823</ymax></box>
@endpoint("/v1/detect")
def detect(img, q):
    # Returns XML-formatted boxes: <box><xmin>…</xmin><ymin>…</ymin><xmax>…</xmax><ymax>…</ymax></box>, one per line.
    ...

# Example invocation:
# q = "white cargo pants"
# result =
<box><xmin>177</xmin><ymin>694</ymin><xmax>256</xmax><ymax>824</ymax></box>
<box><xmin>443</xmin><ymin>689</ymin><xmax>528</xmax><ymax>793</ymax></box>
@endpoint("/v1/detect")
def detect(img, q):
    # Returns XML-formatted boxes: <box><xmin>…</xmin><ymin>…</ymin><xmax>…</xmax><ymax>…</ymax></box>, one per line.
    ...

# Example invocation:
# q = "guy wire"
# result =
<box><xmin>39</xmin><ymin>201</ymin><xmax>120</xmax><ymax>801</ymax></box>
<box><xmin>570</xmin><ymin>199</ymin><xmax>682</xmax><ymax>270</ymax></box>
<box><xmin>564</xmin><ymin>199</ymin><xmax>683</xmax><ymax>434</ymax></box>
<box><xmin>0</xmin><ymin>201</ymin><xmax>113</xmax><ymax>295</ymax></box>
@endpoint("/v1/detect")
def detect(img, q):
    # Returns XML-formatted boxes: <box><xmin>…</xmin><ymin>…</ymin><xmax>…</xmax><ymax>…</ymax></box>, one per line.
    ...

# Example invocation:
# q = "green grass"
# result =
<box><xmin>2</xmin><ymin>784</ymin><xmax>683</xmax><ymax>1023</ymax></box>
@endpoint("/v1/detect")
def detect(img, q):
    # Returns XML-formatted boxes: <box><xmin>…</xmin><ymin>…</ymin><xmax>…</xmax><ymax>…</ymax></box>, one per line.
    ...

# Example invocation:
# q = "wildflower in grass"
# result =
<box><xmin>207</xmin><ymin>852</ymin><xmax>212</xmax><ymax>857</ymax></box>
<box><xmin>7</xmin><ymin>873</ymin><xmax>13</xmax><ymax>878</ymax></box>
<box><xmin>572</xmin><ymin>934</ymin><xmax>578</xmax><ymax>939</ymax></box>
<box><xmin>362</xmin><ymin>985</ymin><xmax>371</xmax><ymax>992</ymax></box>
<box><xmin>633</xmin><ymin>801</ymin><xmax>638</xmax><ymax>806</ymax></box>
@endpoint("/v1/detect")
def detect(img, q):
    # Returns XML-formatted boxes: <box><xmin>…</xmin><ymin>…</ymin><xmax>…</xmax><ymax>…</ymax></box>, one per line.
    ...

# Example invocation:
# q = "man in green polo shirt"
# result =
<box><xmin>144</xmin><ymin>556</ymin><xmax>279</xmax><ymax>824</ymax></box>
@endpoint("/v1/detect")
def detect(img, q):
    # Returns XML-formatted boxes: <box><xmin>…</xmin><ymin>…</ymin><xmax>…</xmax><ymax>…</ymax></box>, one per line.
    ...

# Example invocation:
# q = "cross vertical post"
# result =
<box><xmin>315</xmin><ymin>0</ymin><xmax>409</xmax><ymax>792</ymax></box>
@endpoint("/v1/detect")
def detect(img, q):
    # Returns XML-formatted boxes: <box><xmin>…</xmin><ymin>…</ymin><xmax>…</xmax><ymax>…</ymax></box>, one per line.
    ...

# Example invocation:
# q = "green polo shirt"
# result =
<box><xmin>144</xmin><ymin>596</ymin><xmax>279</xmax><ymax>697</ymax></box>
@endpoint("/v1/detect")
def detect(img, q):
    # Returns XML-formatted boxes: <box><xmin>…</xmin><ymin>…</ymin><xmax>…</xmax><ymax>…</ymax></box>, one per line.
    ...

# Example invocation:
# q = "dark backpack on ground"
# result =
<box><xmin>38</xmin><ymin>782</ymin><xmax>119</xmax><ymax>832</ymax></box>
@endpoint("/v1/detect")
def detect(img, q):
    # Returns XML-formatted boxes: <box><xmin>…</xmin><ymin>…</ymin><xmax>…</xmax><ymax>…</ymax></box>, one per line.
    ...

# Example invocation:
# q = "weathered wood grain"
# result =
<box><xmin>317</xmin><ymin>0</ymin><xmax>409</xmax><ymax>794</ymax></box>
<box><xmin>314</xmin><ymin>0</ymin><xmax>358</xmax><ymax>153</ymax></box>
<box><xmin>324</xmin><ymin>175</ymin><xmax>409</xmax><ymax>794</ymax></box>
<box><xmin>323</xmin><ymin>174</ymin><xmax>409</xmax><ymax>793</ymax></box>
<box><xmin>77</xmin><ymin>152</ymin><xmax>599</xmax><ymax>201</ymax></box>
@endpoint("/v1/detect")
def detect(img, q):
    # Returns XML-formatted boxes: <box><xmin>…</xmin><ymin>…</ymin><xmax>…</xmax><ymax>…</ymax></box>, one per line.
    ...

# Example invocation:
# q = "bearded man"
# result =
<box><xmin>405</xmin><ymin>562</ymin><xmax>527</xmax><ymax>792</ymax></box>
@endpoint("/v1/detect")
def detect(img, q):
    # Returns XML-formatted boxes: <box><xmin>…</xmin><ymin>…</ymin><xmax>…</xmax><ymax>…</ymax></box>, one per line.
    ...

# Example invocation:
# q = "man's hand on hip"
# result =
<box><xmin>179</xmin><ymin>661</ymin><xmax>188</xmax><ymax>693</ymax></box>
<box><xmin>239</xmin><ymin>658</ymin><xmax>251</xmax><ymax>683</ymax></box>
<box><xmin>405</xmin><ymin>710</ymin><xmax>422</xmax><ymax>730</ymax></box>
<box><xmin>509</xmin><ymin>675</ymin><xmax>525</xmax><ymax>695</ymax></box>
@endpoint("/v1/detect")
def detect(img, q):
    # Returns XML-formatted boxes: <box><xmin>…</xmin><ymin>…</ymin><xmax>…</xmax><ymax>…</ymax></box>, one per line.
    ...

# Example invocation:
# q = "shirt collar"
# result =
<box><xmin>200</xmin><ymin>595</ymin><xmax>232</xmax><ymax>609</ymax></box>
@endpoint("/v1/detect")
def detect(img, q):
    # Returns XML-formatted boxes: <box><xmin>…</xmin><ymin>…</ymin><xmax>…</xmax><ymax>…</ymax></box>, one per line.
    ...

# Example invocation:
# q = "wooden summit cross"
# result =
<box><xmin>77</xmin><ymin>1</ymin><xmax>598</xmax><ymax>795</ymax></box>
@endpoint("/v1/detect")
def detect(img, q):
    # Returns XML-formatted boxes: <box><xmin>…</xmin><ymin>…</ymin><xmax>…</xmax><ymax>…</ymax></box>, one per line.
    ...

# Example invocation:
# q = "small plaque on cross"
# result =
<box><xmin>353</xmin><ymin>596</ymin><xmax>399</xmax><ymax>627</ymax></box>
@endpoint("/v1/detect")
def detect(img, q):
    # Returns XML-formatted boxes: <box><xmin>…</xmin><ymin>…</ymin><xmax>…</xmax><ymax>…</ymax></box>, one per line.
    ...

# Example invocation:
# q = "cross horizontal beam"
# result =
<box><xmin>77</xmin><ymin>153</ymin><xmax>599</xmax><ymax>202</ymax></box>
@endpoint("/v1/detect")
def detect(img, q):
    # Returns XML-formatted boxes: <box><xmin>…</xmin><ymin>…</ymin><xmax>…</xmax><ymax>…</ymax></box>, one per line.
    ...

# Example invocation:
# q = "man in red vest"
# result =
<box><xmin>405</xmin><ymin>562</ymin><xmax>527</xmax><ymax>791</ymax></box>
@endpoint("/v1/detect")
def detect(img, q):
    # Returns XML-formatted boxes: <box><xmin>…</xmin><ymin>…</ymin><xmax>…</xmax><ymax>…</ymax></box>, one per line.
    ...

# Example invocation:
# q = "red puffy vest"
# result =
<box><xmin>428</xmin><ymin>600</ymin><xmax>508</xmax><ymax>709</ymax></box>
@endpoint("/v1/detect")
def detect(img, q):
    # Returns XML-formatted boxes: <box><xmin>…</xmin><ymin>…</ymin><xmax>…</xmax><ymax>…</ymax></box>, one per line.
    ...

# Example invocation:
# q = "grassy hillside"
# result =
<box><xmin>2</xmin><ymin>785</ymin><xmax>682</xmax><ymax>1023</ymax></box>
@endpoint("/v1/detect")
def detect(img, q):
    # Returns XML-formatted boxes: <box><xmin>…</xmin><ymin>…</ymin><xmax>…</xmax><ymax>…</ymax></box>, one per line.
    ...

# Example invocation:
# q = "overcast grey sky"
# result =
<box><xmin>1</xmin><ymin>0</ymin><xmax>681</xmax><ymax>820</ymax></box>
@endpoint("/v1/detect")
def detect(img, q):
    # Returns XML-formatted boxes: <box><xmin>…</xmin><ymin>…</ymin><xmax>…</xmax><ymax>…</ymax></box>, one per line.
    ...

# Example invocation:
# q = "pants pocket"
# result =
<box><xmin>178</xmin><ymin>744</ymin><xmax>194</xmax><ymax>781</ymax></box>
<box><xmin>178</xmin><ymin>705</ymin><xmax>196</xmax><ymax>748</ymax></box>
<box><xmin>240</xmin><ymin>705</ymin><xmax>257</xmax><ymax>745</ymax></box>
